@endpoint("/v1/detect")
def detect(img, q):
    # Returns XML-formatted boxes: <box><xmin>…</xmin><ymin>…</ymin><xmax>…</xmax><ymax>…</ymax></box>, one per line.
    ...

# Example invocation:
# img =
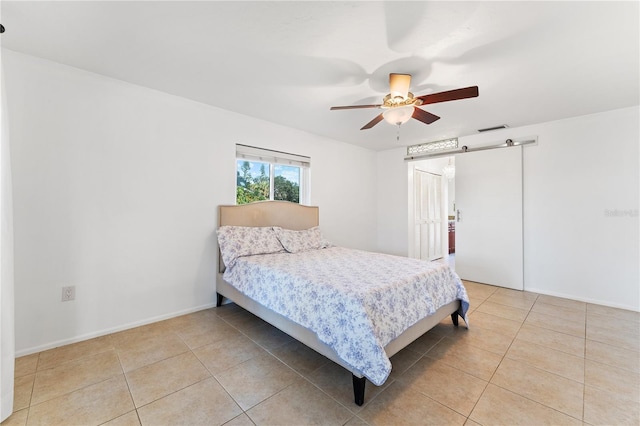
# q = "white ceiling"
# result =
<box><xmin>1</xmin><ymin>1</ymin><xmax>638</xmax><ymax>151</ymax></box>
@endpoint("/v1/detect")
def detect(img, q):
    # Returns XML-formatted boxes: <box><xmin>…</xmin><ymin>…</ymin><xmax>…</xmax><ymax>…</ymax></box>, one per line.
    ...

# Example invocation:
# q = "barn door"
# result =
<box><xmin>455</xmin><ymin>146</ymin><xmax>523</xmax><ymax>290</ymax></box>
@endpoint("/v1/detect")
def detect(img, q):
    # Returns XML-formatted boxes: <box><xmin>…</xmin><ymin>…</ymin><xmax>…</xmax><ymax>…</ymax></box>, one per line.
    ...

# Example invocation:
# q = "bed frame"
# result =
<box><xmin>216</xmin><ymin>200</ymin><xmax>461</xmax><ymax>406</ymax></box>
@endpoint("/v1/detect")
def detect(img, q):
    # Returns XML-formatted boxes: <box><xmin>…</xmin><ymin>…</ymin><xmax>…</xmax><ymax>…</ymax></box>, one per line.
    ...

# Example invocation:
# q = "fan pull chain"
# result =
<box><xmin>396</xmin><ymin>124</ymin><xmax>401</xmax><ymax>142</ymax></box>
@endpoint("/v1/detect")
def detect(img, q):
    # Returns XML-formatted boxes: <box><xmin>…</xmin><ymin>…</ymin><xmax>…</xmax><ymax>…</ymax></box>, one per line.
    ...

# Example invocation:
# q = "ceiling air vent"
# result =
<box><xmin>477</xmin><ymin>124</ymin><xmax>509</xmax><ymax>132</ymax></box>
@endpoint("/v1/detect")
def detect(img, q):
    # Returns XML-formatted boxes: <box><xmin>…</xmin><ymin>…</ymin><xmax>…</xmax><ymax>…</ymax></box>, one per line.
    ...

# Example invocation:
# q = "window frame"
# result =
<box><xmin>235</xmin><ymin>145</ymin><xmax>310</xmax><ymax>205</ymax></box>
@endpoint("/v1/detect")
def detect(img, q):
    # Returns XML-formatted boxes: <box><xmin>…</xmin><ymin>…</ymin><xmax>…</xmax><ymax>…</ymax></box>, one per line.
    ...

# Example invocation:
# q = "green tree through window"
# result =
<box><xmin>236</xmin><ymin>160</ymin><xmax>300</xmax><ymax>204</ymax></box>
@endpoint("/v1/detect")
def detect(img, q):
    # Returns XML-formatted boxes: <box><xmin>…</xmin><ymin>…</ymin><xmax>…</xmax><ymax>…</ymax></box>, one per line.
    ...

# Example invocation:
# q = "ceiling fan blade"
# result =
<box><xmin>360</xmin><ymin>113</ymin><xmax>384</xmax><ymax>130</ymax></box>
<box><xmin>330</xmin><ymin>104</ymin><xmax>382</xmax><ymax>110</ymax></box>
<box><xmin>412</xmin><ymin>107</ymin><xmax>440</xmax><ymax>125</ymax></box>
<box><xmin>417</xmin><ymin>86</ymin><xmax>479</xmax><ymax>105</ymax></box>
<box><xmin>389</xmin><ymin>73</ymin><xmax>411</xmax><ymax>98</ymax></box>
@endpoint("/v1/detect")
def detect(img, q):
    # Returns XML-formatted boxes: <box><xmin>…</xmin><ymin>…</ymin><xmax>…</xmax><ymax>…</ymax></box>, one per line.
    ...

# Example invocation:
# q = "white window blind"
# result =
<box><xmin>236</xmin><ymin>144</ymin><xmax>311</xmax><ymax>168</ymax></box>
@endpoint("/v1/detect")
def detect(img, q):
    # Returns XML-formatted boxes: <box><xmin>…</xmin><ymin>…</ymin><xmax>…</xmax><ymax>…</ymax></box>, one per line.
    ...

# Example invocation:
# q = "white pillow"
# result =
<box><xmin>216</xmin><ymin>226</ymin><xmax>284</xmax><ymax>268</ymax></box>
<box><xmin>273</xmin><ymin>226</ymin><xmax>328</xmax><ymax>253</ymax></box>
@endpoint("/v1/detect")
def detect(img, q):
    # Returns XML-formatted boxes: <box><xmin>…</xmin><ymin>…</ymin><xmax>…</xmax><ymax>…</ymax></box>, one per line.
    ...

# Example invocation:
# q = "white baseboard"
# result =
<box><xmin>525</xmin><ymin>287</ymin><xmax>640</xmax><ymax>313</ymax></box>
<box><xmin>15</xmin><ymin>302</ymin><xmax>217</xmax><ymax>357</ymax></box>
<box><xmin>1</xmin><ymin>389</ymin><xmax>14</xmax><ymax>423</ymax></box>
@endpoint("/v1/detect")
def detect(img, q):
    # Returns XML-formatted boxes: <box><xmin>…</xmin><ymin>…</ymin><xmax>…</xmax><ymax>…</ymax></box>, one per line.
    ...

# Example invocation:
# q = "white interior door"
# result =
<box><xmin>414</xmin><ymin>170</ymin><xmax>443</xmax><ymax>261</ymax></box>
<box><xmin>455</xmin><ymin>146</ymin><xmax>523</xmax><ymax>290</ymax></box>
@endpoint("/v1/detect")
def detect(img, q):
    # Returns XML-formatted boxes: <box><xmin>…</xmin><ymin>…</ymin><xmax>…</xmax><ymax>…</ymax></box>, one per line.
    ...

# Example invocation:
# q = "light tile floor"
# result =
<box><xmin>3</xmin><ymin>281</ymin><xmax>640</xmax><ymax>425</ymax></box>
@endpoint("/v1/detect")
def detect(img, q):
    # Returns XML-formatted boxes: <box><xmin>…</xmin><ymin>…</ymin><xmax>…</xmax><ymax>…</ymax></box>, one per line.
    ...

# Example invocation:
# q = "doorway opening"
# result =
<box><xmin>407</xmin><ymin>156</ymin><xmax>456</xmax><ymax>267</ymax></box>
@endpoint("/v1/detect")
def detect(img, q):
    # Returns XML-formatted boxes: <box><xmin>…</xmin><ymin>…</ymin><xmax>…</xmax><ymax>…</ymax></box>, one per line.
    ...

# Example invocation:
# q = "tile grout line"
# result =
<box><xmin>187</xmin><ymin>340</ymin><xmax>250</xmax><ymax>424</ymax></box>
<box><xmin>26</xmin><ymin>349</ymin><xmax>124</xmax><ymax>402</ymax></box>
<box><xmin>465</xmin><ymin>292</ymin><xmax>537</xmax><ymax>422</ymax></box>
<box><xmin>198</xmin><ymin>310</ymin><xmax>337</xmax><ymax>422</ymax></box>
<box><xmin>114</xmin><ymin>330</ymin><xmax>216</xmax><ymax>425</ymax></box>
<box><xmin>418</xmin><ymin>291</ymin><xmax>497</xmax><ymax>423</ymax></box>
<box><xmin>482</xmin><ymin>295</ymin><xmax>587</xmax><ymax>422</ymax></box>
<box><xmin>21</xmin><ymin>352</ymin><xmax>42</xmax><ymax>426</ymax></box>
<box><xmin>22</xmin><ymin>353</ymin><xmax>39</xmax><ymax>425</ymax></box>
<box><xmin>469</xmin><ymin>292</ymin><xmax>588</xmax><ymax>424</ymax></box>
<box><xmin>217</xmin><ymin>308</ymin><xmax>369</xmax><ymax>417</ymax></box>
<box><xmin>116</xmin><ymin>346</ymin><xmax>143</xmax><ymax>425</ymax></box>
<box><xmin>463</xmin><ymin>288</ymin><xmax>492</xmax><ymax>422</ymax></box>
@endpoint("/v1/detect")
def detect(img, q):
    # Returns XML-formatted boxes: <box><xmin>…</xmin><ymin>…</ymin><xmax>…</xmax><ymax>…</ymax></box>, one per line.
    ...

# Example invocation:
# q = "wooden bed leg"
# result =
<box><xmin>352</xmin><ymin>374</ymin><xmax>366</xmax><ymax>406</ymax></box>
<box><xmin>451</xmin><ymin>313</ymin><xmax>459</xmax><ymax>327</ymax></box>
<box><xmin>216</xmin><ymin>293</ymin><xmax>224</xmax><ymax>307</ymax></box>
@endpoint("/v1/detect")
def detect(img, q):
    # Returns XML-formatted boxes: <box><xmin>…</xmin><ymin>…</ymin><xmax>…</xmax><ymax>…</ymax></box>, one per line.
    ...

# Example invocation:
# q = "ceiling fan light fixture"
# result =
<box><xmin>383</xmin><ymin>105</ymin><xmax>414</xmax><ymax>126</ymax></box>
<box><xmin>389</xmin><ymin>73</ymin><xmax>411</xmax><ymax>100</ymax></box>
<box><xmin>383</xmin><ymin>92</ymin><xmax>417</xmax><ymax>108</ymax></box>
<box><xmin>329</xmin><ymin>74</ymin><xmax>477</xmax><ymax>131</ymax></box>
<box><xmin>443</xmin><ymin>158</ymin><xmax>455</xmax><ymax>180</ymax></box>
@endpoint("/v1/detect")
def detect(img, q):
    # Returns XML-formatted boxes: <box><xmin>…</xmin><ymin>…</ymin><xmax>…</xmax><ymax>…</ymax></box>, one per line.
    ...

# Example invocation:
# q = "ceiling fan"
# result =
<box><xmin>330</xmin><ymin>73</ymin><xmax>479</xmax><ymax>130</ymax></box>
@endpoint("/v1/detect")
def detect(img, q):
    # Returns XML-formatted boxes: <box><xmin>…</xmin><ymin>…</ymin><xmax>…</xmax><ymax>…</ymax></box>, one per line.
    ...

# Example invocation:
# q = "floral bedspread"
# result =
<box><xmin>222</xmin><ymin>246</ymin><xmax>469</xmax><ymax>386</ymax></box>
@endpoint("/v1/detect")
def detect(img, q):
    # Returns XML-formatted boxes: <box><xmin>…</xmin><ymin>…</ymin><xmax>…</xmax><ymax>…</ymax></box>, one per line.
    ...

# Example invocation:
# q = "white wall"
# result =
<box><xmin>376</xmin><ymin>148</ymin><xmax>409</xmax><ymax>256</ymax></box>
<box><xmin>4</xmin><ymin>49</ymin><xmax>377</xmax><ymax>355</ymax></box>
<box><xmin>1</xmin><ymin>56</ymin><xmax>16</xmax><ymax>422</ymax></box>
<box><xmin>377</xmin><ymin>106</ymin><xmax>639</xmax><ymax>311</ymax></box>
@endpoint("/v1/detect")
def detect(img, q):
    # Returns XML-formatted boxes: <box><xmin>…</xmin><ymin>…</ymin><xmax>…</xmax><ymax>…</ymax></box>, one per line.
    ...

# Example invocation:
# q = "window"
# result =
<box><xmin>236</xmin><ymin>144</ymin><xmax>310</xmax><ymax>205</ymax></box>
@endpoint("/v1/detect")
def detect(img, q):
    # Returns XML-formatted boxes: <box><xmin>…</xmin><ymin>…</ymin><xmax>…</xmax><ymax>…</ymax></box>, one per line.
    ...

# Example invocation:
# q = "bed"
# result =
<box><xmin>216</xmin><ymin>201</ymin><xmax>469</xmax><ymax>406</ymax></box>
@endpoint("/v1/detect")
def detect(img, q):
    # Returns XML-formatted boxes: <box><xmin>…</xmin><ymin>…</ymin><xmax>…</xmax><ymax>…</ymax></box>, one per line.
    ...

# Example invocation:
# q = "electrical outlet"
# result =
<box><xmin>61</xmin><ymin>286</ymin><xmax>75</xmax><ymax>302</ymax></box>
